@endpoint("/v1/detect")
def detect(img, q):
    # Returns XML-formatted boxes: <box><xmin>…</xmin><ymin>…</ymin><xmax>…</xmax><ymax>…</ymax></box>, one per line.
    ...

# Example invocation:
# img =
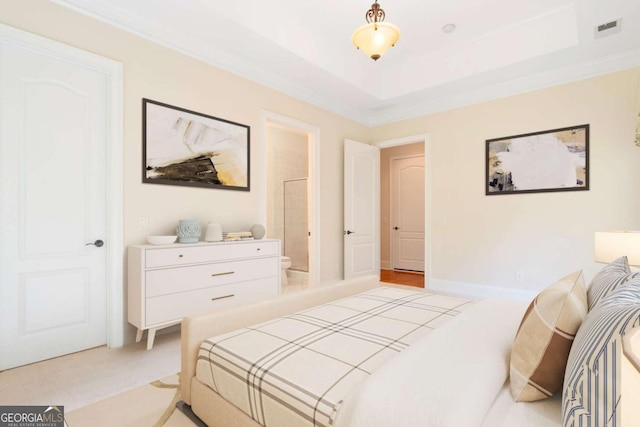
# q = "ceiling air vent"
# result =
<box><xmin>594</xmin><ymin>18</ymin><xmax>622</xmax><ymax>39</ymax></box>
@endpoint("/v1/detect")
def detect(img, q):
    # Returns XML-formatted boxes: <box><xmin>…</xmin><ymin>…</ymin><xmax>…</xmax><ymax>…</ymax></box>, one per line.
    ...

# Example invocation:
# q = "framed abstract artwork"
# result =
<box><xmin>142</xmin><ymin>99</ymin><xmax>250</xmax><ymax>191</ymax></box>
<box><xmin>486</xmin><ymin>124</ymin><xmax>589</xmax><ymax>195</ymax></box>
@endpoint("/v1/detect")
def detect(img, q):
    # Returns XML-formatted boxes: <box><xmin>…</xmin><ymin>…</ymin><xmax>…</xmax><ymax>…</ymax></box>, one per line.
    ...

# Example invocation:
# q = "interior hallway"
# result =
<box><xmin>380</xmin><ymin>269</ymin><xmax>425</xmax><ymax>288</ymax></box>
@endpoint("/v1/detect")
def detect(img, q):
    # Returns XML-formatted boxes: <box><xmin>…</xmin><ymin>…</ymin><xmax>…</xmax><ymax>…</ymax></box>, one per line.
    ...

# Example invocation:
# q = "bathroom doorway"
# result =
<box><xmin>262</xmin><ymin>112</ymin><xmax>320</xmax><ymax>290</ymax></box>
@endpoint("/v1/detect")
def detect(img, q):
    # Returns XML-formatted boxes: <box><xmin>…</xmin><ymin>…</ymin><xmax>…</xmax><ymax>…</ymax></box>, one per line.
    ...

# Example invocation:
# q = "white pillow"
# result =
<box><xmin>335</xmin><ymin>298</ymin><xmax>527</xmax><ymax>427</ymax></box>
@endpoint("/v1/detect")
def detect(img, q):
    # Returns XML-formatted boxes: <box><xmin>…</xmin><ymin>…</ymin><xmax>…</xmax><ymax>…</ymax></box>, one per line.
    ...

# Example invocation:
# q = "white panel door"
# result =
<box><xmin>0</xmin><ymin>40</ymin><xmax>108</xmax><ymax>369</ymax></box>
<box><xmin>391</xmin><ymin>155</ymin><xmax>425</xmax><ymax>271</ymax></box>
<box><xmin>344</xmin><ymin>140</ymin><xmax>380</xmax><ymax>279</ymax></box>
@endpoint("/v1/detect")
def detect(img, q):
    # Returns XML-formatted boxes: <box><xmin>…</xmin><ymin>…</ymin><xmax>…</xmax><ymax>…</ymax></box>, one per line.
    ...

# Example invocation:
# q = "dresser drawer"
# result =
<box><xmin>145</xmin><ymin>277</ymin><xmax>279</xmax><ymax>325</ymax></box>
<box><xmin>145</xmin><ymin>257</ymin><xmax>278</xmax><ymax>297</ymax></box>
<box><xmin>145</xmin><ymin>241</ymin><xmax>279</xmax><ymax>268</ymax></box>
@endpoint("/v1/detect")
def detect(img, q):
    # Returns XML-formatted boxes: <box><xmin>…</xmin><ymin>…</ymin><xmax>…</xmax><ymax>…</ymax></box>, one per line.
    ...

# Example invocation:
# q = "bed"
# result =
<box><xmin>179</xmin><ymin>274</ymin><xmax>563</xmax><ymax>427</ymax></box>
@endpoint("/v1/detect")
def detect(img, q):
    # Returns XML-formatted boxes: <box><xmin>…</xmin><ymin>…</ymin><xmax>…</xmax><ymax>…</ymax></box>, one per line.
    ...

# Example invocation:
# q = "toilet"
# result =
<box><xmin>281</xmin><ymin>256</ymin><xmax>292</xmax><ymax>285</ymax></box>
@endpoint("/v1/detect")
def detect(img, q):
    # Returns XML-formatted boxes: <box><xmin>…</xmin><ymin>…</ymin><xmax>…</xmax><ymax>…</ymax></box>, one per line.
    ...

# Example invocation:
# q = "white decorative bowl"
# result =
<box><xmin>147</xmin><ymin>235</ymin><xmax>177</xmax><ymax>245</ymax></box>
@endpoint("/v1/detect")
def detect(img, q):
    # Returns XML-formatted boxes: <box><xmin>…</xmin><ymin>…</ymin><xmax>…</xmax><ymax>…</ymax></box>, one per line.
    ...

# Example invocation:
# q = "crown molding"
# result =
<box><xmin>51</xmin><ymin>0</ymin><xmax>374</xmax><ymax>125</ymax></box>
<box><xmin>50</xmin><ymin>1</ymin><xmax>640</xmax><ymax>128</ymax></box>
<box><xmin>372</xmin><ymin>48</ymin><xmax>640</xmax><ymax>126</ymax></box>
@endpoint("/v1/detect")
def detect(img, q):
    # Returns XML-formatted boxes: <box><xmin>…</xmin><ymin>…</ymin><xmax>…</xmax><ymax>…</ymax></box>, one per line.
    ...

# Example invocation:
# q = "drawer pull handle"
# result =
<box><xmin>211</xmin><ymin>271</ymin><xmax>235</xmax><ymax>277</ymax></box>
<box><xmin>257</xmin><ymin>248</ymin><xmax>261</xmax><ymax>251</ymax></box>
<box><xmin>178</xmin><ymin>254</ymin><xmax>184</xmax><ymax>258</ymax></box>
<box><xmin>211</xmin><ymin>294</ymin><xmax>235</xmax><ymax>302</ymax></box>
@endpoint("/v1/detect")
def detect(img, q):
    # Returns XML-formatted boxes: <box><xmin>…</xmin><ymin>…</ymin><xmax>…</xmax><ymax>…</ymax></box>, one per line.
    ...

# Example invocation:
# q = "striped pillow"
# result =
<box><xmin>510</xmin><ymin>270</ymin><xmax>587</xmax><ymax>402</ymax></box>
<box><xmin>587</xmin><ymin>256</ymin><xmax>637</xmax><ymax>311</ymax></box>
<box><xmin>563</xmin><ymin>285</ymin><xmax>640</xmax><ymax>427</ymax></box>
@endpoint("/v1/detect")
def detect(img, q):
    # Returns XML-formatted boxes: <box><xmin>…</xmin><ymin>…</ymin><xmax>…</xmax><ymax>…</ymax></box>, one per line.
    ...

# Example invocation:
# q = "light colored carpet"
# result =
<box><xmin>65</xmin><ymin>374</ymin><xmax>196</xmax><ymax>427</ymax></box>
<box><xmin>0</xmin><ymin>286</ymin><xmax>307</xmax><ymax>418</ymax></box>
<box><xmin>0</xmin><ymin>329</ymin><xmax>181</xmax><ymax>411</ymax></box>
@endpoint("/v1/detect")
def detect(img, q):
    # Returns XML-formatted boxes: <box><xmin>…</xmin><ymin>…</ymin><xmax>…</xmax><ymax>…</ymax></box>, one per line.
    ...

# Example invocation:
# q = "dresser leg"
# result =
<box><xmin>146</xmin><ymin>328</ymin><xmax>157</xmax><ymax>351</ymax></box>
<box><xmin>136</xmin><ymin>328</ymin><xmax>144</xmax><ymax>343</ymax></box>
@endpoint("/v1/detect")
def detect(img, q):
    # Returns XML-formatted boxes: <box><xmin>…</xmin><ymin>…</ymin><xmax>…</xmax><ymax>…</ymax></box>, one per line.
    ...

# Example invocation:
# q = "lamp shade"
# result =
<box><xmin>352</xmin><ymin>22</ymin><xmax>400</xmax><ymax>61</ymax></box>
<box><xmin>594</xmin><ymin>231</ymin><xmax>640</xmax><ymax>266</ymax></box>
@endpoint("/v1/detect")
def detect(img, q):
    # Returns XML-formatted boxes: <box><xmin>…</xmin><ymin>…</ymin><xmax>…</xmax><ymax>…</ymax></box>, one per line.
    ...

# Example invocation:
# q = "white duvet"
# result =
<box><xmin>333</xmin><ymin>298</ymin><xmax>553</xmax><ymax>427</ymax></box>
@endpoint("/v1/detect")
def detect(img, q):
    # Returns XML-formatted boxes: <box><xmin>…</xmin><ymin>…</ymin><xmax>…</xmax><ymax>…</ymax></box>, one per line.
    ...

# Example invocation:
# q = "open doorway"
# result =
<box><xmin>378</xmin><ymin>138</ymin><xmax>428</xmax><ymax>288</ymax></box>
<box><xmin>261</xmin><ymin>112</ymin><xmax>320</xmax><ymax>291</ymax></box>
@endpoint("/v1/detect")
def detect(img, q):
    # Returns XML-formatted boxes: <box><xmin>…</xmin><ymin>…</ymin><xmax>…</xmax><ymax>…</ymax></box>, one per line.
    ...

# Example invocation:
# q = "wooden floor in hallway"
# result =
<box><xmin>380</xmin><ymin>269</ymin><xmax>424</xmax><ymax>288</ymax></box>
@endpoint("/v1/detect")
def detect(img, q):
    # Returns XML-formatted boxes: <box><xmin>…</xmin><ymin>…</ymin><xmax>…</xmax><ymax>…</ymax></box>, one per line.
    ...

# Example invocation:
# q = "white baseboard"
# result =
<box><xmin>428</xmin><ymin>278</ymin><xmax>536</xmax><ymax>302</ymax></box>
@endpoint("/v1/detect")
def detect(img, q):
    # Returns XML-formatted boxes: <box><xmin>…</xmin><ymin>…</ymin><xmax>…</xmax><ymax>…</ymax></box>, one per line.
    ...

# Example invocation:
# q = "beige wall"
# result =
<box><xmin>373</xmin><ymin>68</ymin><xmax>640</xmax><ymax>294</ymax></box>
<box><xmin>0</xmin><ymin>0</ymin><xmax>369</xmax><ymax>341</ymax></box>
<box><xmin>0</xmin><ymin>0</ymin><xmax>370</xmax><ymax>273</ymax></box>
<box><xmin>380</xmin><ymin>142</ymin><xmax>425</xmax><ymax>269</ymax></box>
<box><xmin>3</xmin><ymin>0</ymin><xmax>640</xmax><ymax>336</ymax></box>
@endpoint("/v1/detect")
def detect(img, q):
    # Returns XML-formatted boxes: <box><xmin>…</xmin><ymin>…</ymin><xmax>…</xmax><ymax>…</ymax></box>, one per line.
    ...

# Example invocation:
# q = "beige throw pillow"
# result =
<box><xmin>510</xmin><ymin>270</ymin><xmax>588</xmax><ymax>402</ymax></box>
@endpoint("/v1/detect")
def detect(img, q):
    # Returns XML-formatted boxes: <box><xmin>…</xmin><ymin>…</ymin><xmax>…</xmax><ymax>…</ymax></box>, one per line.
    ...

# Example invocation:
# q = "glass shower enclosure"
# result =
<box><xmin>283</xmin><ymin>178</ymin><xmax>309</xmax><ymax>272</ymax></box>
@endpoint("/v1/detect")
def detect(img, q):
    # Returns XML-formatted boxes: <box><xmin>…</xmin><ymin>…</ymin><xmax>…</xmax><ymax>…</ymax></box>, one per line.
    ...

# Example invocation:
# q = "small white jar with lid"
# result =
<box><xmin>205</xmin><ymin>222</ymin><xmax>223</xmax><ymax>242</ymax></box>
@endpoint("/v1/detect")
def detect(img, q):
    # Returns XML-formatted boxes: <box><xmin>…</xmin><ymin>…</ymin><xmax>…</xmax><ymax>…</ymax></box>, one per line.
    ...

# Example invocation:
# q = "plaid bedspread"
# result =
<box><xmin>195</xmin><ymin>286</ymin><xmax>473</xmax><ymax>427</ymax></box>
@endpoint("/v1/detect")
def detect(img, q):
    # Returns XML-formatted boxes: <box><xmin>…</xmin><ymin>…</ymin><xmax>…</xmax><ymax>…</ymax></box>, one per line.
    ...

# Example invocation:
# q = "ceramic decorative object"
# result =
<box><xmin>146</xmin><ymin>235</ymin><xmax>177</xmax><ymax>245</ymax></box>
<box><xmin>205</xmin><ymin>222</ymin><xmax>223</xmax><ymax>242</ymax></box>
<box><xmin>250</xmin><ymin>224</ymin><xmax>266</xmax><ymax>240</ymax></box>
<box><xmin>176</xmin><ymin>219</ymin><xmax>201</xmax><ymax>243</ymax></box>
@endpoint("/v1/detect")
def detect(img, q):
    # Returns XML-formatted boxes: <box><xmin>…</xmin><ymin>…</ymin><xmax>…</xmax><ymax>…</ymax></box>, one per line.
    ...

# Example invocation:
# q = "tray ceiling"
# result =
<box><xmin>53</xmin><ymin>0</ymin><xmax>640</xmax><ymax>125</ymax></box>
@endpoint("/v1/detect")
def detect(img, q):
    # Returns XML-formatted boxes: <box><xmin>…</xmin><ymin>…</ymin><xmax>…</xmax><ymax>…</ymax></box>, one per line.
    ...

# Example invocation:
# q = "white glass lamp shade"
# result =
<box><xmin>352</xmin><ymin>22</ymin><xmax>400</xmax><ymax>60</ymax></box>
<box><xmin>594</xmin><ymin>231</ymin><xmax>640</xmax><ymax>266</ymax></box>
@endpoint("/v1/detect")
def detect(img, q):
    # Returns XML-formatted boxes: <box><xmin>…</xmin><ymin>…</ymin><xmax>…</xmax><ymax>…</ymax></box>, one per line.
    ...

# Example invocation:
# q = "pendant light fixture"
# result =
<box><xmin>352</xmin><ymin>0</ymin><xmax>401</xmax><ymax>61</ymax></box>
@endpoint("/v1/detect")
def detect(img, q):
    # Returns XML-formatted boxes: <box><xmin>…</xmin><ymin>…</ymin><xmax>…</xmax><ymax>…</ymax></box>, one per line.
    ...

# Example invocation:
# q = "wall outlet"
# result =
<box><xmin>139</xmin><ymin>216</ymin><xmax>149</xmax><ymax>230</ymax></box>
<box><xmin>515</xmin><ymin>271</ymin><xmax>524</xmax><ymax>282</ymax></box>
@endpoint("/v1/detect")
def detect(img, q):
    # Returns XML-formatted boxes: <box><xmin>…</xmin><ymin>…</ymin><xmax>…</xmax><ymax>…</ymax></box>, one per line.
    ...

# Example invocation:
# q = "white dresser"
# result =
<box><xmin>128</xmin><ymin>239</ymin><xmax>280</xmax><ymax>349</ymax></box>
